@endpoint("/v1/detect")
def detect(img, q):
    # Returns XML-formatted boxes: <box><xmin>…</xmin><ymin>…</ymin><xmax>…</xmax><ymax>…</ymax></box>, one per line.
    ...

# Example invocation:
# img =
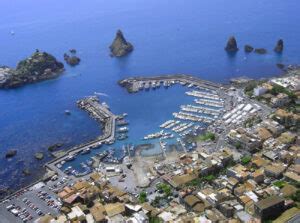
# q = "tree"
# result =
<box><xmin>138</xmin><ymin>191</ymin><xmax>147</xmax><ymax>203</ymax></box>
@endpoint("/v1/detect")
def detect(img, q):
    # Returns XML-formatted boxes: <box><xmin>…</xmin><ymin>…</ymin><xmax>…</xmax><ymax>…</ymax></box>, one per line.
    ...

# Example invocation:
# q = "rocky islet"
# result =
<box><xmin>110</xmin><ymin>30</ymin><xmax>134</xmax><ymax>57</ymax></box>
<box><xmin>0</xmin><ymin>51</ymin><xmax>64</xmax><ymax>88</ymax></box>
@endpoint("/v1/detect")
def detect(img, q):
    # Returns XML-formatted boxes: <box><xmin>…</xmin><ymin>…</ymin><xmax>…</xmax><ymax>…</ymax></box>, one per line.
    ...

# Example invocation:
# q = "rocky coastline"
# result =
<box><xmin>0</xmin><ymin>51</ymin><xmax>64</xmax><ymax>88</ymax></box>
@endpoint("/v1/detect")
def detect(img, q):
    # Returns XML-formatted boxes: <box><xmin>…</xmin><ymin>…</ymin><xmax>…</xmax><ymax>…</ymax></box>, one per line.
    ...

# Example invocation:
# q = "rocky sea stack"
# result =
<box><xmin>225</xmin><ymin>36</ymin><xmax>238</xmax><ymax>52</ymax></box>
<box><xmin>244</xmin><ymin>45</ymin><xmax>254</xmax><ymax>53</ymax></box>
<box><xmin>254</xmin><ymin>48</ymin><xmax>267</xmax><ymax>54</ymax></box>
<box><xmin>110</xmin><ymin>30</ymin><xmax>133</xmax><ymax>57</ymax></box>
<box><xmin>274</xmin><ymin>39</ymin><xmax>284</xmax><ymax>53</ymax></box>
<box><xmin>64</xmin><ymin>49</ymin><xmax>80</xmax><ymax>66</ymax></box>
<box><xmin>0</xmin><ymin>51</ymin><xmax>64</xmax><ymax>88</ymax></box>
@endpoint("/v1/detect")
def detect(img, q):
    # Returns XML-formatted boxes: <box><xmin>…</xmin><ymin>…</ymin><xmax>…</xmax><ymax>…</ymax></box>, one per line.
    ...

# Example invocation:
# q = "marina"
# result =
<box><xmin>42</xmin><ymin>75</ymin><xmax>228</xmax><ymax>180</ymax></box>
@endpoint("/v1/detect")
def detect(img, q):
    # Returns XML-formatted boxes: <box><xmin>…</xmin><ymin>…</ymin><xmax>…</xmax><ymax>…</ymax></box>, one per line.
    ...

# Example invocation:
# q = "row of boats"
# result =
<box><xmin>143</xmin><ymin>130</ymin><xmax>174</xmax><ymax>140</ymax></box>
<box><xmin>173</xmin><ymin>111</ymin><xmax>214</xmax><ymax>124</ymax></box>
<box><xmin>186</xmin><ymin>90</ymin><xmax>222</xmax><ymax>101</ymax></box>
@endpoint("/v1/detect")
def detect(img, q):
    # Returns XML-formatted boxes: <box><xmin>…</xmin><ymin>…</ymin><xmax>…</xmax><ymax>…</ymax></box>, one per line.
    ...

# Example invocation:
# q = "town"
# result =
<box><xmin>0</xmin><ymin>70</ymin><xmax>299</xmax><ymax>223</ymax></box>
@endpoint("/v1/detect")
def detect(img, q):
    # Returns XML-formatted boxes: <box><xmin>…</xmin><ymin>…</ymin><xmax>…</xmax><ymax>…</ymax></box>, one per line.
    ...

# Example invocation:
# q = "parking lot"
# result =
<box><xmin>0</xmin><ymin>182</ymin><xmax>62</xmax><ymax>223</ymax></box>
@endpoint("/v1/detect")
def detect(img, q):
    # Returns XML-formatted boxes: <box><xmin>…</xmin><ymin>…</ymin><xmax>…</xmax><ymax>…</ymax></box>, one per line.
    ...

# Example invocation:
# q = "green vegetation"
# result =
<box><xmin>138</xmin><ymin>191</ymin><xmax>147</xmax><ymax>203</ymax></box>
<box><xmin>234</xmin><ymin>142</ymin><xmax>242</xmax><ymax>150</ymax></box>
<box><xmin>149</xmin><ymin>216</ymin><xmax>163</xmax><ymax>223</ymax></box>
<box><xmin>195</xmin><ymin>132</ymin><xmax>216</xmax><ymax>141</ymax></box>
<box><xmin>241</xmin><ymin>156</ymin><xmax>251</xmax><ymax>165</ymax></box>
<box><xmin>289</xmin><ymin>190</ymin><xmax>300</xmax><ymax>202</ymax></box>
<box><xmin>203</xmin><ymin>174</ymin><xmax>216</xmax><ymax>182</ymax></box>
<box><xmin>270</xmin><ymin>84</ymin><xmax>296</xmax><ymax>100</ymax></box>
<box><xmin>273</xmin><ymin>180</ymin><xmax>286</xmax><ymax>189</ymax></box>
<box><xmin>244</xmin><ymin>116</ymin><xmax>262</xmax><ymax>128</ymax></box>
<box><xmin>156</xmin><ymin>183</ymin><xmax>172</xmax><ymax>197</ymax></box>
<box><xmin>244</xmin><ymin>81</ymin><xmax>258</xmax><ymax>97</ymax></box>
<box><xmin>186</xmin><ymin>174</ymin><xmax>217</xmax><ymax>188</ymax></box>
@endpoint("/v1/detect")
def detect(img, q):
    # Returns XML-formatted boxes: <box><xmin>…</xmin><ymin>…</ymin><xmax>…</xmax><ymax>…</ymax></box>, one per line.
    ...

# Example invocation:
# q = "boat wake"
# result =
<box><xmin>94</xmin><ymin>92</ymin><xmax>109</xmax><ymax>97</ymax></box>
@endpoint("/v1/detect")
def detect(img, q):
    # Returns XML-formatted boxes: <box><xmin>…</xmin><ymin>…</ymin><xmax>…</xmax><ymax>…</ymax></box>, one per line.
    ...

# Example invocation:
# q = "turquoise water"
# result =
<box><xmin>1</xmin><ymin>0</ymin><xmax>300</xmax><ymax>192</ymax></box>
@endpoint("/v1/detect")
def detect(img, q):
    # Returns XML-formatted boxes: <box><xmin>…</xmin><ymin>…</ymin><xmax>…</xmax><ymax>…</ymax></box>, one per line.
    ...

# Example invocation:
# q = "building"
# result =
<box><xmin>253</xmin><ymin>86</ymin><xmax>268</xmax><ymax>96</ymax></box>
<box><xmin>270</xmin><ymin>93</ymin><xmax>290</xmax><ymax>108</ymax></box>
<box><xmin>254</xmin><ymin>196</ymin><xmax>285</xmax><ymax>221</ymax></box>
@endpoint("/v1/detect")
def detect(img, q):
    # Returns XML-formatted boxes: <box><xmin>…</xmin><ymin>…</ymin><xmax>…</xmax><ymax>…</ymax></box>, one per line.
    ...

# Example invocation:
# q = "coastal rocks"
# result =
<box><xmin>64</xmin><ymin>49</ymin><xmax>80</xmax><ymax>66</ymax></box>
<box><xmin>34</xmin><ymin>152</ymin><xmax>44</xmax><ymax>160</ymax></box>
<box><xmin>22</xmin><ymin>168</ymin><xmax>31</xmax><ymax>176</ymax></box>
<box><xmin>5</xmin><ymin>149</ymin><xmax>17</xmax><ymax>158</ymax></box>
<box><xmin>48</xmin><ymin>143</ymin><xmax>63</xmax><ymax>152</ymax></box>
<box><xmin>0</xmin><ymin>51</ymin><xmax>64</xmax><ymax>88</ymax></box>
<box><xmin>274</xmin><ymin>39</ymin><xmax>284</xmax><ymax>53</ymax></box>
<box><xmin>254</xmin><ymin>48</ymin><xmax>267</xmax><ymax>54</ymax></box>
<box><xmin>225</xmin><ymin>36</ymin><xmax>238</xmax><ymax>52</ymax></box>
<box><xmin>244</xmin><ymin>45</ymin><xmax>254</xmax><ymax>53</ymax></box>
<box><xmin>109</xmin><ymin>30</ymin><xmax>133</xmax><ymax>57</ymax></box>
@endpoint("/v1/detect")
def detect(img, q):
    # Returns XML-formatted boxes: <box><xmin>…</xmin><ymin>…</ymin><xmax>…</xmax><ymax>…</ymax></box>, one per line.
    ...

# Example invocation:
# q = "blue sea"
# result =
<box><xmin>0</xmin><ymin>0</ymin><xmax>300</xmax><ymax>192</ymax></box>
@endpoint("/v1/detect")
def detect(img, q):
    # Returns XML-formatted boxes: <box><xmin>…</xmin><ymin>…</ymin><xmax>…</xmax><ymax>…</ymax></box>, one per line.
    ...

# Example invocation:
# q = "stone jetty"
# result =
<box><xmin>118</xmin><ymin>74</ymin><xmax>222</xmax><ymax>93</ymax></box>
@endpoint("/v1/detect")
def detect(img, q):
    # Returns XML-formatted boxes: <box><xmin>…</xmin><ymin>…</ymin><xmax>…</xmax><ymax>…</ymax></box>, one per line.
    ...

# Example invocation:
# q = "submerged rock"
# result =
<box><xmin>110</xmin><ymin>30</ymin><xmax>133</xmax><ymax>57</ymax></box>
<box><xmin>244</xmin><ymin>45</ymin><xmax>254</xmax><ymax>53</ymax></box>
<box><xmin>276</xmin><ymin>63</ymin><xmax>285</xmax><ymax>70</ymax></box>
<box><xmin>5</xmin><ymin>149</ymin><xmax>17</xmax><ymax>158</ymax></box>
<box><xmin>274</xmin><ymin>39</ymin><xmax>284</xmax><ymax>53</ymax></box>
<box><xmin>0</xmin><ymin>51</ymin><xmax>64</xmax><ymax>88</ymax></box>
<box><xmin>22</xmin><ymin>168</ymin><xmax>31</xmax><ymax>176</ymax></box>
<box><xmin>254</xmin><ymin>48</ymin><xmax>267</xmax><ymax>54</ymax></box>
<box><xmin>225</xmin><ymin>36</ymin><xmax>238</xmax><ymax>52</ymax></box>
<box><xmin>34</xmin><ymin>152</ymin><xmax>44</xmax><ymax>160</ymax></box>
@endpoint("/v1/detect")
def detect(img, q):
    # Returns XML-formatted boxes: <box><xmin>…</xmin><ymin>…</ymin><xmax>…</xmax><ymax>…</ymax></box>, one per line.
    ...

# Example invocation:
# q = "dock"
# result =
<box><xmin>118</xmin><ymin>74</ymin><xmax>223</xmax><ymax>93</ymax></box>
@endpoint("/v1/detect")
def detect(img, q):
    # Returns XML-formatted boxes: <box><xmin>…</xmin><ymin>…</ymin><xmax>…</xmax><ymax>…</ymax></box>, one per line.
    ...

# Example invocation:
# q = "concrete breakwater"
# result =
<box><xmin>44</xmin><ymin>96</ymin><xmax>117</xmax><ymax>177</ymax></box>
<box><xmin>118</xmin><ymin>74</ymin><xmax>223</xmax><ymax>93</ymax></box>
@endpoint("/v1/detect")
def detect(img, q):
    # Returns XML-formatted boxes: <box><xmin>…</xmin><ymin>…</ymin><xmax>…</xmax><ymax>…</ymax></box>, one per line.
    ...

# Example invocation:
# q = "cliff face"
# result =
<box><xmin>0</xmin><ymin>51</ymin><xmax>64</xmax><ymax>88</ymax></box>
<box><xmin>274</xmin><ymin>39</ymin><xmax>284</xmax><ymax>53</ymax></box>
<box><xmin>225</xmin><ymin>36</ymin><xmax>238</xmax><ymax>52</ymax></box>
<box><xmin>109</xmin><ymin>30</ymin><xmax>133</xmax><ymax>57</ymax></box>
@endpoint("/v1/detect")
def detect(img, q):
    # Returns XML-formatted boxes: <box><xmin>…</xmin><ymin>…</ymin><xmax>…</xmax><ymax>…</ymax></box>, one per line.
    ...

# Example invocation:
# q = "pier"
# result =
<box><xmin>118</xmin><ymin>74</ymin><xmax>223</xmax><ymax>93</ymax></box>
<box><xmin>45</xmin><ymin>96</ymin><xmax>117</xmax><ymax>178</ymax></box>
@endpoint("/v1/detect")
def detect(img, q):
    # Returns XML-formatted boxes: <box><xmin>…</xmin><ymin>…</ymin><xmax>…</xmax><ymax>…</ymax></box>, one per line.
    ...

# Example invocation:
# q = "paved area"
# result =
<box><xmin>0</xmin><ymin>182</ymin><xmax>61</xmax><ymax>223</ymax></box>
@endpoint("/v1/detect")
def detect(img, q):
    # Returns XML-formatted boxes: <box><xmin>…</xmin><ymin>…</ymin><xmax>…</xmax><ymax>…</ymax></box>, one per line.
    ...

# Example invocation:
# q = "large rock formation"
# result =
<box><xmin>0</xmin><ymin>51</ymin><xmax>64</xmax><ymax>88</ymax></box>
<box><xmin>225</xmin><ymin>36</ymin><xmax>238</xmax><ymax>52</ymax></box>
<box><xmin>109</xmin><ymin>30</ymin><xmax>133</xmax><ymax>57</ymax></box>
<box><xmin>274</xmin><ymin>39</ymin><xmax>284</xmax><ymax>53</ymax></box>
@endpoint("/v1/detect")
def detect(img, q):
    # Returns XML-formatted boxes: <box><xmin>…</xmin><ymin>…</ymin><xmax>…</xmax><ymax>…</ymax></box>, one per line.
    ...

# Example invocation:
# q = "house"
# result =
<box><xmin>90</xmin><ymin>203</ymin><xmax>106</xmax><ymax>223</ymax></box>
<box><xmin>264</xmin><ymin>163</ymin><xmax>286</xmax><ymax>179</ymax></box>
<box><xmin>274</xmin><ymin>109</ymin><xmax>300</xmax><ymax>127</ymax></box>
<box><xmin>254</xmin><ymin>196</ymin><xmax>285</xmax><ymax>221</ymax></box>
<box><xmin>270</xmin><ymin>93</ymin><xmax>290</xmax><ymax>108</ymax></box>
<box><xmin>104</xmin><ymin>202</ymin><xmax>125</xmax><ymax>218</ymax></box>
<box><xmin>273</xmin><ymin>207</ymin><xmax>300</xmax><ymax>223</ymax></box>
<box><xmin>67</xmin><ymin>206</ymin><xmax>86</xmax><ymax>222</ymax></box>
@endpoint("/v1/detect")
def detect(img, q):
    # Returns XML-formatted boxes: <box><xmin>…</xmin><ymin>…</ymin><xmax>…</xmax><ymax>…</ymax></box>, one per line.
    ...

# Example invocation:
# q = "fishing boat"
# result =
<box><xmin>65</xmin><ymin>155</ymin><xmax>75</xmax><ymax>162</ymax></box>
<box><xmin>80</xmin><ymin>148</ymin><xmax>91</xmax><ymax>155</ymax></box>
